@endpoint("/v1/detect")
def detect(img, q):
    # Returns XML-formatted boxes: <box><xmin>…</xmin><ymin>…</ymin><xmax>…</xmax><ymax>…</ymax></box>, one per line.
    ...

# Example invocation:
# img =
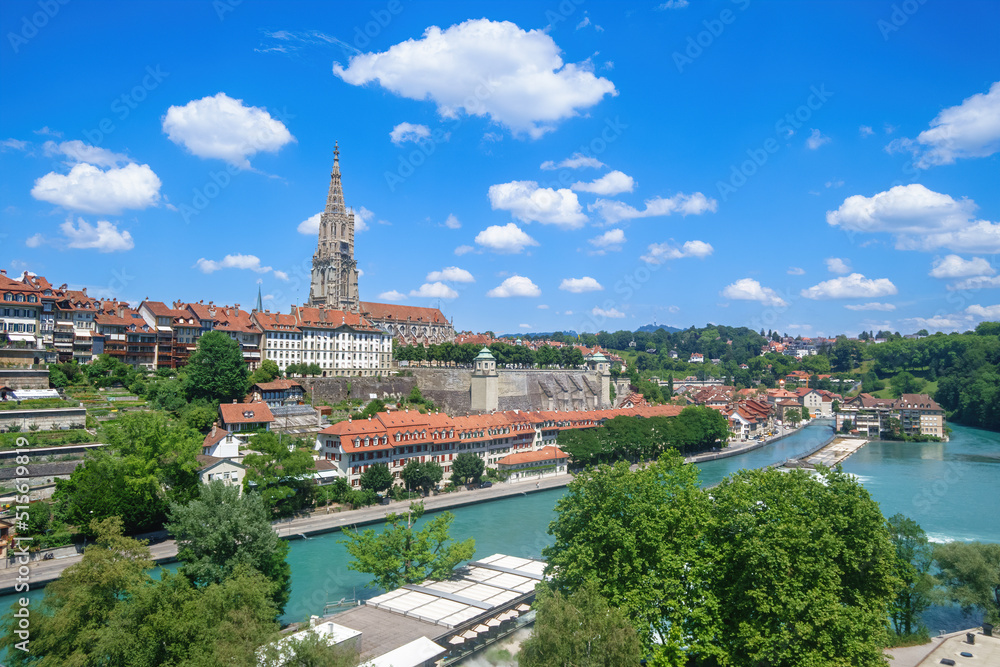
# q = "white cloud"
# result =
<box><xmin>455</xmin><ymin>244</ymin><xmax>475</xmax><ymax>256</ymax></box>
<box><xmin>826</xmin><ymin>184</ymin><xmax>1000</xmax><ymax>253</ymax></box>
<box><xmin>474</xmin><ymin>223</ymin><xmax>539</xmax><ymax>254</ymax></box>
<box><xmin>591</xmin><ymin>306</ymin><xmax>625</xmax><ymax>318</ymax></box>
<box><xmin>297</xmin><ymin>212</ymin><xmax>322</xmax><ymax>234</ymax></box>
<box><xmin>389</xmin><ymin>122</ymin><xmax>431</xmax><ymax>145</ymax></box>
<box><xmin>787</xmin><ymin>267</ymin><xmax>806</xmax><ymax>275</ymax></box>
<box><xmin>43</xmin><ymin>140</ymin><xmax>128</xmax><ymax>167</ymax></box>
<box><xmin>571</xmin><ymin>170</ymin><xmax>635</xmax><ymax>196</ymax></box>
<box><xmin>488</xmin><ymin>180</ymin><xmax>587</xmax><ymax>228</ymax></box>
<box><xmin>559</xmin><ymin>276</ymin><xmax>603</xmax><ymax>293</ymax></box>
<box><xmin>194</xmin><ymin>254</ymin><xmax>272</xmax><ymax>274</ymax></box>
<box><xmin>443</xmin><ymin>213</ymin><xmax>461</xmax><ymax>229</ymax></box>
<box><xmin>262</xmin><ymin>294</ymin><xmax>274</xmax><ymax>301</ymax></box>
<box><xmin>25</xmin><ymin>234</ymin><xmax>44</xmax><ymax>248</ymax></box>
<box><xmin>519</xmin><ymin>323</ymin><xmax>533</xmax><ymax>328</ymax></box>
<box><xmin>540</xmin><ymin>153</ymin><xmax>605</xmax><ymax>170</ymax></box>
<box><xmin>355</xmin><ymin>206</ymin><xmax>374</xmax><ymax>233</ymax></box>
<box><xmin>826</xmin><ymin>257</ymin><xmax>852</xmax><ymax>274</ymax></box>
<box><xmin>410</xmin><ymin>282</ymin><xmax>459</xmax><ymax>298</ymax></box>
<box><xmin>907</xmin><ymin>81</ymin><xmax>1000</xmax><ymax>167</ymax></box>
<box><xmin>333</xmin><ymin>19</ymin><xmax>617</xmax><ymax>139</ymax></box>
<box><xmin>948</xmin><ymin>275</ymin><xmax>1000</xmax><ymax>291</ymax></box>
<box><xmin>787</xmin><ymin>324</ymin><xmax>812</xmax><ymax>331</ymax></box>
<box><xmin>659</xmin><ymin>0</ymin><xmax>689</xmax><ymax>8</ymax></box>
<box><xmin>806</xmin><ymin>128</ymin><xmax>831</xmax><ymax>150</ymax></box>
<box><xmin>487</xmin><ymin>275</ymin><xmax>541</xmax><ymax>297</ymax></box>
<box><xmin>537</xmin><ymin>304</ymin><xmax>549</xmax><ymax>309</ymax></box>
<box><xmin>721</xmin><ymin>278</ymin><xmax>788</xmax><ymax>307</ymax></box>
<box><xmin>34</xmin><ymin>126</ymin><xmax>61</xmax><ymax>137</ymax></box>
<box><xmin>273</xmin><ymin>270</ymin><xmax>289</xmax><ymax>281</ymax></box>
<box><xmin>426</xmin><ymin>266</ymin><xmax>474</xmax><ymax>283</ymax></box>
<box><xmin>825</xmin><ymin>179</ymin><xmax>844</xmax><ymax>189</ymax></box>
<box><xmin>588</xmin><ymin>228</ymin><xmax>625</xmax><ymax>252</ymax></box>
<box><xmin>60</xmin><ymin>218</ymin><xmax>134</xmax><ymax>252</ymax></box>
<box><xmin>859</xmin><ymin>125</ymin><xmax>874</xmax><ymax>137</ymax></box>
<box><xmin>966</xmin><ymin>304</ymin><xmax>1000</xmax><ymax>318</ymax></box>
<box><xmin>801</xmin><ymin>273</ymin><xmax>897</xmax><ymax>300</ymax></box>
<box><xmin>162</xmin><ymin>92</ymin><xmax>295</xmax><ymax>168</ymax></box>
<box><xmin>589</xmin><ymin>192</ymin><xmax>717</xmax><ymax>224</ymax></box>
<box><xmin>378</xmin><ymin>290</ymin><xmax>407</xmax><ymax>301</ymax></box>
<box><xmin>929</xmin><ymin>255</ymin><xmax>995</xmax><ymax>279</ymax></box>
<box><xmin>1</xmin><ymin>138</ymin><xmax>28</xmax><ymax>151</ymax></box>
<box><xmin>31</xmin><ymin>162</ymin><xmax>161</xmax><ymax>214</ymax></box>
<box><xmin>845</xmin><ymin>302</ymin><xmax>896</xmax><ymax>311</ymax></box>
<box><xmin>905</xmin><ymin>315</ymin><xmax>971</xmax><ymax>332</ymax></box>
<box><xmin>641</xmin><ymin>240</ymin><xmax>713</xmax><ymax>264</ymax></box>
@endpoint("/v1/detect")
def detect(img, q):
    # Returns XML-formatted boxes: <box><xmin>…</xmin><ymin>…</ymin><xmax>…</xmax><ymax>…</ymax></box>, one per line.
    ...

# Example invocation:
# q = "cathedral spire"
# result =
<box><xmin>325</xmin><ymin>140</ymin><xmax>345</xmax><ymax>215</ymax></box>
<box><xmin>255</xmin><ymin>284</ymin><xmax>263</xmax><ymax>312</ymax></box>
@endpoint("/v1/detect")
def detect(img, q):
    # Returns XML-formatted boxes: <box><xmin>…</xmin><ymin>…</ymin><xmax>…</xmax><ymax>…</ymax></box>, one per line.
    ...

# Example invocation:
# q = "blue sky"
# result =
<box><xmin>2</xmin><ymin>0</ymin><xmax>998</xmax><ymax>337</ymax></box>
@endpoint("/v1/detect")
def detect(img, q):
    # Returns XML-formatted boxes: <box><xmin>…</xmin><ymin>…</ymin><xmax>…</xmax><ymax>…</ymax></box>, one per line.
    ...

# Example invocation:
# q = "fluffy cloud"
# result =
<box><xmin>43</xmin><ymin>140</ymin><xmax>128</xmax><ymax>167</ymax></box>
<box><xmin>905</xmin><ymin>315</ymin><xmax>971</xmax><ymax>332</ymax></box>
<box><xmin>25</xmin><ymin>233</ymin><xmax>44</xmax><ymax>248</ymax></box>
<box><xmin>929</xmin><ymin>254</ymin><xmax>995</xmax><ymax>279</ymax></box>
<box><xmin>806</xmin><ymin>128</ymin><xmax>831</xmax><ymax>150</ymax></box>
<box><xmin>454</xmin><ymin>244</ymin><xmax>475</xmax><ymax>256</ymax></box>
<box><xmin>826</xmin><ymin>184</ymin><xmax>1000</xmax><ymax>253</ymax></box>
<box><xmin>966</xmin><ymin>304</ymin><xmax>1000</xmax><ymax>318</ymax></box>
<box><xmin>787</xmin><ymin>267</ymin><xmax>806</xmax><ymax>275</ymax></box>
<box><xmin>443</xmin><ymin>213</ymin><xmax>461</xmax><ymax>229</ymax></box>
<box><xmin>859</xmin><ymin>125</ymin><xmax>875</xmax><ymax>137</ymax></box>
<box><xmin>474</xmin><ymin>223</ymin><xmax>539</xmax><ymax>254</ymax></box>
<box><xmin>948</xmin><ymin>275</ymin><xmax>1000</xmax><ymax>291</ymax></box>
<box><xmin>589</xmin><ymin>192</ymin><xmax>717</xmax><ymax>224</ymax></box>
<box><xmin>194</xmin><ymin>254</ymin><xmax>272</xmax><ymax>274</ymax></box>
<box><xmin>659</xmin><ymin>0</ymin><xmax>689</xmax><ymax>8</ymax></box>
<box><xmin>379</xmin><ymin>290</ymin><xmax>407</xmax><ymax>301</ymax></box>
<box><xmin>60</xmin><ymin>218</ymin><xmax>134</xmax><ymax>252</ymax></box>
<box><xmin>903</xmin><ymin>81</ymin><xmax>1000</xmax><ymax>167</ymax></box>
<box><xmin>389</xmin><ymin>122</ymin><xmax>431</xmax><ymax>145</ymax></box>
<box><xmin>559</xmin><ymin>276</ymin><xmax>603</xmax><ymax>293</ymax></box>
<box><xmin>1</xmin><ymin>138</ymin><xmax>29</xmax><ymax>151</ymax></box>
<box><xmin>571</xmin><ymin>171</ymin><xmax>634</xmax><ymax>196</ymax></box>
<box><xmin>641</xmin><ymin>240</ymin><xmax>713</xmax><ymax>265</ymax></box>
<box><xmin>333</xmin><ymin>19</ymin><xmax>617</xmax><ymax>138</ymax></box>
<box><xmin>591</xmin><ymin>306</ymin><xmax>625</xmax><ymax>318</ymax></box>
<box><xmin>721</xmin><ymin>278</ymin><xmax>788</xmax><ymax>307</ymax></box>
<box><xmin>801</xmin><ymin>273</ymin><xmax>897</xmax><ymax>300</ymax></box>
<box><xmin>162</xmin><ymin>92</ymin><xmax>295</xmax><ymax>168</ymax></box>
<box><xmin>488</xmin><ymin>180</ymin><xmax>587</xmax><ymax>228</ymax></box>
<box><xmin>355</xmin><ymin>206</ymin><xmax>374</xmax><ymax>232</ymax></box>
<box><xmin>297</xmin><ymin>212</ymin><xmax>322</xmax><ymax>234</ymax></box>
<box><xmin>31</xmin><ymin>162</ymin><xmax>161</xmax><ymax>214</ymax></box>
<box><xmin>410</xmin><ymin>282</ymin><xmax>459</xmax><ymax>298</ymax></box>
<box><xmin>844</xmin><ymin>302</ymin><xmax>896</xmax><ymax>311</ymax></box>
<box><xmin>486</xmin><ymin>275</ymin><xmax>541</xmax><ymax>297</ymax></box>
<box><xmin>826</xmin><ymin>257</ymin><xmax>851</xmax><ymax>274</ymax></box>
<box><xmin>540</xmin><ymin>153</ymin><xmax>605</xmax><ymax>170</ymax></box>
<box><xmin>426</xmin><ymin>266</ymin><xmax>474</xmax><ymax>283</ymax></box>
<box><xmin>588</xmin><ymin>228</ymin><xmax>625</xmax><ymax>252</ymax></box>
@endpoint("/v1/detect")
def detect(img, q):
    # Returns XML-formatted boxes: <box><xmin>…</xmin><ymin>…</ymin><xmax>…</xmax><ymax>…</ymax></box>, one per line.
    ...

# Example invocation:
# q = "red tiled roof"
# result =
<box><xmin>202</xmin><ymin>425</ymin><xmax>231</xmax><ymax>449</ymax></box>
<box><xmin>498</xmin><ymin>445</ymin><xmax>568</xmax><ymax>467</ymax></box>
<box><xmin>360</xmin><ymin>301</ymin><xmax>450</xmax><ymax>324</ymax></box>
<box><xmin>252</xmin><ymin>378</ymin><xmax>303</xmax><ymax>392</ymax></box>
<box><xmin>219</xmin><ymin>402</ymin><xmax>274</xmax><ymax>425</ymax></box>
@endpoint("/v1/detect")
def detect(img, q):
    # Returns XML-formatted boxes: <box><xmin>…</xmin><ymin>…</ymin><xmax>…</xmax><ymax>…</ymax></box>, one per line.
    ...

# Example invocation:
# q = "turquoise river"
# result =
<box><xmin>3</xmin><ymin>419</ymin><xmax>997</xmax><ymax>634</ymax></box>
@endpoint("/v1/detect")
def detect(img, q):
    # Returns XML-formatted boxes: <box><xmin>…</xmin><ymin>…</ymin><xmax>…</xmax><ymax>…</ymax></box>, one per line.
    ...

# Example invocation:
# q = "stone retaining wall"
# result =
<box><xmin>0</xmin><ymin>407</ymin><xmax>87</xmax><ymax>432</ymax></box>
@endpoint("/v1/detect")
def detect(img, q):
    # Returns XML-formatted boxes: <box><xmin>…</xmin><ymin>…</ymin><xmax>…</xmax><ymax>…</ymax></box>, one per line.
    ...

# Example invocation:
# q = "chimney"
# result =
<box><xmin>232</xmin><ymin>399</ymin><xmax>237</xmax><ymax>404</ymax></box>
<box><xmin>0</xmin><ymin>269</ymin><xmax>5</xmax><ymax>276</ymax></box>
<box><xmin>309</xmin><ymin>615</ymin><xmax>319</xmax><ymax>628</ymax></box>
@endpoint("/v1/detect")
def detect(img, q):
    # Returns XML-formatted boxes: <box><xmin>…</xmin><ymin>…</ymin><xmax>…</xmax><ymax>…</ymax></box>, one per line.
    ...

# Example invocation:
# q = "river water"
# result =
<box><xmin>3</xmin><ymin>420</ymin><xmax>997</xmax><ymax>635</ymax></box>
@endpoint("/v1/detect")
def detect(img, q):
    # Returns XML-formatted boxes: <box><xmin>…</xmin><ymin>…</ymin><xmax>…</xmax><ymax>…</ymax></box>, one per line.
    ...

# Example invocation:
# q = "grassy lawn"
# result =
<box><xmin>0</xmin><ymin>398</ymin><xmax>80</xmax><ymax>411</ymax></box>
<box><xmin>0</xmin><ymin>429</ymin><xmax>96</xmax><ymax>450</ymax></box>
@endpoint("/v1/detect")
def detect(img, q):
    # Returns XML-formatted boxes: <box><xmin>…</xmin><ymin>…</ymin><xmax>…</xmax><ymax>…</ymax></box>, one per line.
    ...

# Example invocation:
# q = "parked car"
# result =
<box><xmin>480</xmin><ymin>481</ymin><xmax>493</xmax><ymax>488</ymax></box>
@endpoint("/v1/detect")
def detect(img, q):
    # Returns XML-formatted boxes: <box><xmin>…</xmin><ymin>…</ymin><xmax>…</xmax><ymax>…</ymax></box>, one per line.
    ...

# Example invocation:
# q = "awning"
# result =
<box><xmin>515</xmin><ymin>603</ymin><xmax>531</xmax><ymax>612</ymax></box>
<box><xmin>485</xmin><ymin>617</ymin><xmax>502</xmax><ymax>628</ymax></box>
<box><xmin>472</xmin><ymin>624</ymin><xmax>490</xmax><ymax>634</ymax></box>
<box><xmin>448</xmin><ymin>636</ymin><xmax>465</xmax><ymax>645</ymax></box>
<box><xmin>460</xmin><ymin>629</ymin><xmax>478</xmax><ymax>640</ymax></box>
<box><xmin>4</xmin><ymin>333</ymin><xmax>35</xmax><ymax>342</ymax></box>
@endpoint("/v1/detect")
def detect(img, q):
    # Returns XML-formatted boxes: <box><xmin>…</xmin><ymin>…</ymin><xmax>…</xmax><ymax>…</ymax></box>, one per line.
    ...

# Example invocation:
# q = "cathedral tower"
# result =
<box><xmin>308</xmin><ymin>142</ymin><xmax>360</xmax><ymax>311</ymax></box>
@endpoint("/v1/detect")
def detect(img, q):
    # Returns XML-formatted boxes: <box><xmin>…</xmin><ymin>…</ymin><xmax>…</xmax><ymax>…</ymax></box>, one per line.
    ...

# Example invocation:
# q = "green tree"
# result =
<box><xmin>934</xmin><ymin>541</ymin><xmax>1000</xmax><ymax>624</ymax></box>
<box><xmin>166</xmin><ymin>481</ymin><xmax>292</xmax><ymax>615</ymax></box>
<box><xmin>887</xmin><ymin>514</ymin><xmax>934</xmax><ymax>638</ymax></box>
<box><xmin>341</xmin><ymin>502</ymin><xmax>475</xmax><ymax>591</ymax></box>
<box><xmin>185</xmin><ymin>331</ymin><xmax>250</xmax><ymax>403</ymax></box>
<box><xmin>890</xmin><ymin>371</ymin><xmax>925</xmax><ymax>398</ymax></box>
<box><xmin>668</xmin><ymin>405</ymin><xmax>729</xmax><ymax>453</ymax></box>
<box><xmin>400</xmin><ymin>460</ymin><xmax>443</xmax><ymax>495</ymax></box>
<box><xmin>450</xmin><ymin>452</ymin><xmax>485</xmax><ymax>485</ymax></box>
<box><xmin>784</xmin><ymin>407</ymin><xmax>802</xmax><ymax>426</ymax></box>
<box><xmin>242</xmin><ymin>432</ymin><xmax>317</xmax><ymax>517</ymax></box>
<box><xmin>543</xmin><ymin>452</ymin><xmax>719</xmax><ymax>661</ymax></box>
<box><xmin>249</xmin><ymin>358</ymin><xmax>281</xmax><ymax>385</ymax></box>
<box><xmin>708</xmin><ymin>467</ymin><xmax>901</xmax><ymax>667</ymax></box>
<box><xmin>359</xmin><ymin>463</ymin><xmax>394</xmax><ymax>494</ymax></box>
<box><xmin>518</xmin><ymin>580</ymin><xmax>642</xmax><ymax>667</ymax></box>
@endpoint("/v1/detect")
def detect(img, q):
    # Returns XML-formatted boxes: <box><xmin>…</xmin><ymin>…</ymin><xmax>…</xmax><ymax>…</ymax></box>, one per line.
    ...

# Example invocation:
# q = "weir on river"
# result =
<box><xmin>2</xmin><ymin>419</ymin><xmax>997</xmax><ymax>634</ymax></box>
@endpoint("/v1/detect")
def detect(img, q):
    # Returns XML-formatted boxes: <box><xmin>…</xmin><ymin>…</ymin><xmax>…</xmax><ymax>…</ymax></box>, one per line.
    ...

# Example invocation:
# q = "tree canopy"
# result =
<box><xmin>185</xmin><ymin>331</ymin><xmax>249</xmax><ymax>404</ymax></box>
<box><xmin>934</xmin><ymin>541</ymin><xmax>1000</xmax><ymax>624</ymax></box>
<box><xmin>241</xmin><ymin>432</ymin><xmax>317</xmax><ymax>516</ymax></box>
<box><xmin>450</xmin><ymin>452</ymin><xmax>485</xmax><ymax>485</ymax></box>
<box><xmin>341</xmin><ymin>502</ymin><xmax>474</xmax><ymax>591</ymax></box>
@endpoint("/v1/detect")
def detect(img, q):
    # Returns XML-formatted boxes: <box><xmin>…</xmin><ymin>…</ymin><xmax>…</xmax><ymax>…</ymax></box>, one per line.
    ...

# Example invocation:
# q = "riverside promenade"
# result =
<box><xmin>0</xmin><ymin>423</ymin><xmax>814</xmax><ymax>595</ymax></box>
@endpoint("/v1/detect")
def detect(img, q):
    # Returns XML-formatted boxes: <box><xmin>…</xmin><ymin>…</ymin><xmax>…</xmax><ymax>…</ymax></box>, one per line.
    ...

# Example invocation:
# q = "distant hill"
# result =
<box><xmin>496</xmin><ymin>330</ymin><xmax>579</xmax><ymax>339</ymax></box>
<box><xmin>636</xmin><ymin>324</ymin><xmax>682</xmax><ymax>333</ymax></box>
